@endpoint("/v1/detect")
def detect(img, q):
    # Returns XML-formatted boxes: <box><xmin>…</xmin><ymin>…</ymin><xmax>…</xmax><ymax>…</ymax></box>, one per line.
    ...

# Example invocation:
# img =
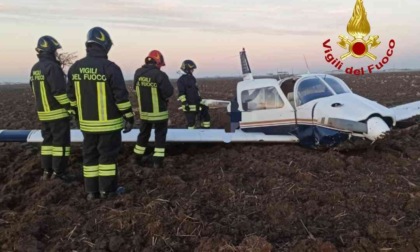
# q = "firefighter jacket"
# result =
<box><xmin>30</xmin><ymin>53</ymin><xmax>70</xmax><ymax>121</ymax></box>
<box><xmin>67</xmin><ymin>46</ymin><xmax>133</xmax><ymax>133</ymax></box>
<box><xmin>177</xmin><ymin>73</ymin><xmax>202</xmax><ymax>112</ymax></box>
<box><xmin>133</xmin><ymin>64</ymin><xmax>174</xmax><ymax>121</ymax></box>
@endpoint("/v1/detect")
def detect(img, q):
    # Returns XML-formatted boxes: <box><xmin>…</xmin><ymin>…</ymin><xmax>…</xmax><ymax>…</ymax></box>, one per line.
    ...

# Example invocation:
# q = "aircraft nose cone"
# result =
<box><xmin>365</xmin><ymin>117</ymin><xmax>390</xmax><ymax>141</ymax></box>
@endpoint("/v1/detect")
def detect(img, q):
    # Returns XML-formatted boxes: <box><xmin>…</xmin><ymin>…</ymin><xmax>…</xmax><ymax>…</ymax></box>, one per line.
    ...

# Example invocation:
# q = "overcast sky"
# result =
<box><xmin>0</xmin><ymin>0</ymin><xmax>419</xmax><ymax>82</ymax></box>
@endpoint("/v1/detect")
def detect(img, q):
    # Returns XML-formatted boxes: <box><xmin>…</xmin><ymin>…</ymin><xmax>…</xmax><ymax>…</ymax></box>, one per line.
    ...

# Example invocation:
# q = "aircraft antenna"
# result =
<box><xmin>303</xmin><ymin>55</ymin><xmax>311</xmax><ymax>74</ymax></box>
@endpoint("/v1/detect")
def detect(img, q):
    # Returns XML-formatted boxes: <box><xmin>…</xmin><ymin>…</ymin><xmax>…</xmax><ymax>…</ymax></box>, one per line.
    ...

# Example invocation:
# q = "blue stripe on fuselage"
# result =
<box><xmin>0</xmin><ymin>130</ymin><xmax>31</xmax><ymax>142</ymax></box>
<box><xmin>241</xmin><ymin>124</ymin><xmax>296</xmax><ymax>135</ymax></box>
<box><xmin>241</xmin><ymin>124</ymin><xmax>350</xmax><ymax>148</ymax></box>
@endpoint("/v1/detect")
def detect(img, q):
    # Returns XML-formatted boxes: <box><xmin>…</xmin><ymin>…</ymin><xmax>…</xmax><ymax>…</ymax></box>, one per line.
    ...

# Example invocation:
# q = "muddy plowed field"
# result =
<box><xmin>1</xmin><ymin>72</ymin><xmax>420</xmax><ymax>251</ymax></box>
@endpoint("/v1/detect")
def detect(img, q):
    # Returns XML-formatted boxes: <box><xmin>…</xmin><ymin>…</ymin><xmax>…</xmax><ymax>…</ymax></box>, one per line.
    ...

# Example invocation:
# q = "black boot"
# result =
<box><xmin>100</xmin><ymin>186</ymin><xmax>125</xmax><ymax>199</ymax></box>
<box><xmin>51</xmin><ymin>172</ymin><xmax>76</xmax><ymax>183</ymax></box>
<box><xmin>136</xmin><ymin>155</ymin><xmax>145</xmax><ymax>166</ymax></box>
<box><xmin>153</xmin><ymin>158</ymin><xmax>164</xmax><ymax>169</ymax></box>
<box><xmin>86</xmin><ymin>192</ymin><xmax>99</xmax><ymax>201</ymax></box>
<box><xmin>136</xmin><ymin>155</ymin><xmax>151</xmax><ymax>167</ymax></box>
<box><xmin>100</xmin><ymin>191</ymin><xmax>117</xmax><ymax>199</ymax></box>
<box><xmin>40</xmin><ymin>171</ymin><xmax>52</xmax><ymax>181</ymax></box>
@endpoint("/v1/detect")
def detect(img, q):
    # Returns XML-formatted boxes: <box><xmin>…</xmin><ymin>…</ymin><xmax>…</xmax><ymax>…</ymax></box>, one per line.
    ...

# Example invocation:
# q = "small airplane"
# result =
<box><xmin>1</xmin><ymin>49</ymin><xmax>420</xmax><ymax>148</ymax></box>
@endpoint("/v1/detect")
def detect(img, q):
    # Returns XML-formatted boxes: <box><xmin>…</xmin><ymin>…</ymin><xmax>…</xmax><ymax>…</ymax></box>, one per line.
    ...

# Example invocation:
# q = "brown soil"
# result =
<box><xmin>1</xmin><ymin>72</ymin><xmax>420</xmax><ymax>251</ymax></box>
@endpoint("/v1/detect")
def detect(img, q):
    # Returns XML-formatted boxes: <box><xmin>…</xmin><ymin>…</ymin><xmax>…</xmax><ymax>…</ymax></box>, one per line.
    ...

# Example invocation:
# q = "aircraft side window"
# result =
<box><xmin>241</xmin><ymin>87</ymin><xmax>284</xmax><ymax>111</ymax></box>
<box><xmin>241</xmin><ymin>89</ymin><xmax>261</xmax><ymax>111</ymax></box>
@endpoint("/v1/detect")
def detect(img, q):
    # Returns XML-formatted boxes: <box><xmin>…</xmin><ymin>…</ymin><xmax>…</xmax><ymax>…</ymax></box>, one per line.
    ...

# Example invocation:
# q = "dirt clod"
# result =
<box><xmin>1</xmin><ymin>73</ymin><xmax>420</xmax><ymax>250</ymax></box>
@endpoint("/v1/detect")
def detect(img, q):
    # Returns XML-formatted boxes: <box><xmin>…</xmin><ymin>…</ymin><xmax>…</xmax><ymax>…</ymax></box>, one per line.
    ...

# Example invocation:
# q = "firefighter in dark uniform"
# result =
<box><xmin>133</xmin><ymin>50</ymin><xmax>174</xmax><ymax>168</ymax></box>
<box><xmin>177</xmin><ymin>60</ymin><xmax>210</xmax><ymax>129</ymax></box>
<box><xmin>67</xmin><ymin>27</ymin><xmax>134</xmax><ymax>200</ymax></box>
<box><xmin>30</xmin><ymin>35</ymin><xmax>73</xmax><ymax>182</ymax></box>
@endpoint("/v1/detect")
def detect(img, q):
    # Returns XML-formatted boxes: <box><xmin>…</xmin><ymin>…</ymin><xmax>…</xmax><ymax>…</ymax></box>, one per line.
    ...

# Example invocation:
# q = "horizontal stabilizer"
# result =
<box><xmin>178</xmin><ymin>99</ymin><xmax>230</xmax><ymax>110</ymax></box>
<box><xmin>201</xmin><ymin>99</ymin><xmax>230</xmax><ymax>108</ymax></box>
<box><xmin>391</xmin><ymin>101</ymin><xmax>420</xmax><ymax>121</ymax></box>
<box><xmin>0</xmin><ymin>129</ymin><xmax>299</xmax><ymax>143</ymax></box>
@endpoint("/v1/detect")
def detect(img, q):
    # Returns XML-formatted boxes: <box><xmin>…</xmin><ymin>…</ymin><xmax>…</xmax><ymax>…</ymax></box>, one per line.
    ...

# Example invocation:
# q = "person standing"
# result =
<box><xmin>177</xmin><ymin>60</ymin><xmax>210</xmax><ymax>129</ymax></box>
<box><xmin>67</xmin><ymin>27</ymin><xmax>134</xmax><ymax>200</ymax></box>
<box><xmin>30</xmin><ymin>35</ymin><xmax>73</xmax><ymax>182</ymax></box>
<box><xmin>133</xmin><ymin>50</ymin><xmax>173</xmax><ymax>168</ymax></box>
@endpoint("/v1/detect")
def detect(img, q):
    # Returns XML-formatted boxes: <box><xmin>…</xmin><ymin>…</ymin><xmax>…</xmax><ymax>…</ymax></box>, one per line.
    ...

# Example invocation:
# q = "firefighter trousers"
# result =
<box><xmin>41</xmin><ymin>118</ymin><xmax>70</xmax><ymax>175</ymax></box>
<box><xmin>82</xmin><ymin>131</ymin><xmax>121</xmax><ymax>194</ymax></box>
<box><xmin>134</xmin><ymin>120</ymin><xmax>168</xmax><ymax>164</ymax></box>
<box><xmin>185</xmin><ymin>105</ymin><xmax>210</xmax><ymax>129</ymax></box>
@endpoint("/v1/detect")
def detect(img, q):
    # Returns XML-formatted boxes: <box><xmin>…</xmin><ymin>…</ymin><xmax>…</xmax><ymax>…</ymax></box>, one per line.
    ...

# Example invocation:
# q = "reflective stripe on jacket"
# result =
<box><xmin>30</xmin><ymin>53</ymin><xmax>70</xmax><ymax>121</ymax></box>
<box><xmin>177</xmin><ymin>73</ymin><xmax>202</xmax><ymax>111</ymax></box>
<box><xmin>133</xmin><ymin>64</ymin><xmax>174</xmax><ymax>121</ymax></box>
<box><xmin>67</xmin><ymin>46</ymin><xmax>133</xmax><ymax>133</ymax></box>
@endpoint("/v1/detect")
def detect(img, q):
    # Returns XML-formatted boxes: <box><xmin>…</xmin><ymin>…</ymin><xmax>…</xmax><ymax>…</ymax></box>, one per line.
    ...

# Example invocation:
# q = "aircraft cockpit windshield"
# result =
<box><xmin>296</xmin><ymin>76</ymin><xmax>351</xmax><ymax>106</ymax></box>
<box><xmin>321</xmin><ymin>76</ymin><xmax>351</xmax><ymax>94</ymax></box>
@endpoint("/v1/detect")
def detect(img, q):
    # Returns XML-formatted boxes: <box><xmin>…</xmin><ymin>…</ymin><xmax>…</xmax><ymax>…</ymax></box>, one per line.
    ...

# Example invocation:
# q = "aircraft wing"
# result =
<box><xmin>391</xmin><ymin>101</ymin><xmax>420</xmax><ymax>121</ymax></box>
<box><xmin>0</xmin><ymin>129</ymin><xmax>298</xmax><ymax>143</ymax></box>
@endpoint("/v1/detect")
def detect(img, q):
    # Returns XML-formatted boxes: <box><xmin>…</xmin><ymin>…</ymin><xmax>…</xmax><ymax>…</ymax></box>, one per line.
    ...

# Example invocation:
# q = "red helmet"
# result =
<box><xmin>145</xmin><ymin>50</ymin><xmax>165</xmax><ymax>68</ymax></box>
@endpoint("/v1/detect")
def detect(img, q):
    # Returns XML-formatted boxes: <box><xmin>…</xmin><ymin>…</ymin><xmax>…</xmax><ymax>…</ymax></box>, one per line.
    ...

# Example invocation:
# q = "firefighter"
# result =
<box><xmin>177</xmin><ymin>60</ymin><xmax>210</xmax><ymax>129</ymax></box>
<box><xmin>67</xmin><ymin>27</ymin><xmax>134</xmax><ymax>200</ymax></box>
<box><xmin>133</xmin><ymin>50</ymin><xmax>174</xmax><ymax>168</ymax></box>
<box><xmin>30</xmin><ymin>35</ymin><xmax>73</xmax><ymax>182</ymax></box>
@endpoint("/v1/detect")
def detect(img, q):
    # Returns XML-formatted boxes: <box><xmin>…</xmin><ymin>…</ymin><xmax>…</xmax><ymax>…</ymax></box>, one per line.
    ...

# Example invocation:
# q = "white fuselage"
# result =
<box><xmin>234</xmin><ymin>74</ymin><xmax>395</xmax><ymax>146</ymax></box>
<box><xmin>299</xmin><ymin>93</ymin><xmax>395</xmax><ymax>140</ymax></box>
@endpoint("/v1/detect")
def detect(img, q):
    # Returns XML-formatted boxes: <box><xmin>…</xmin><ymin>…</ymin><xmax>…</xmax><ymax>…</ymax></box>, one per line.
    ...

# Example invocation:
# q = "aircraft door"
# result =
<box><xmin>294</xmin><ymin>76</ymin><xmax>335</xmax><ymax>123</ymax></box>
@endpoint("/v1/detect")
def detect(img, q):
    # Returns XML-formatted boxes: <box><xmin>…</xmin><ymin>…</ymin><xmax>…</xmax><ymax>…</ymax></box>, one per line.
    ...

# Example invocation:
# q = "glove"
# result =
<box><xmin>123</xmin><ymin>112</ymin><xmax>134</xmax><ymax>133</ymax></box>
<box><xmin>65</xmin><ymin>103</ymin><xmax>77</xmax><ymax>117</ymax></box>
<box><xmin>182</xmin><ymin>102</ymin><xmax>190</xmax><ymax>112</ymax></box>
<box><xmin>199</xmin><ymin>99</ymin><xmax>208</xmax><ymax>111</ymax></box>
<box><xmin>67</xmin><ymin>107</ymin><xmax>79</xmax><ymax>128</ymax></box>
<box><xmin>67</xmin><ymin>108</ymin><xmax>76</xmax><ymax>116</ymax></box>
<box><xmin>199</xmin><ymin>103</ymin><xmax>208</xmax><ymax>111</ymax></box>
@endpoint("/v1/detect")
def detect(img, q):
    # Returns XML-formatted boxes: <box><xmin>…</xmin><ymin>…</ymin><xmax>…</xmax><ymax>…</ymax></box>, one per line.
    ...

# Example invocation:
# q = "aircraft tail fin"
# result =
<box><xmin>240</xmin><ymin>48</ymin><xmax>253</xmax><ymax>80</ymax></box>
